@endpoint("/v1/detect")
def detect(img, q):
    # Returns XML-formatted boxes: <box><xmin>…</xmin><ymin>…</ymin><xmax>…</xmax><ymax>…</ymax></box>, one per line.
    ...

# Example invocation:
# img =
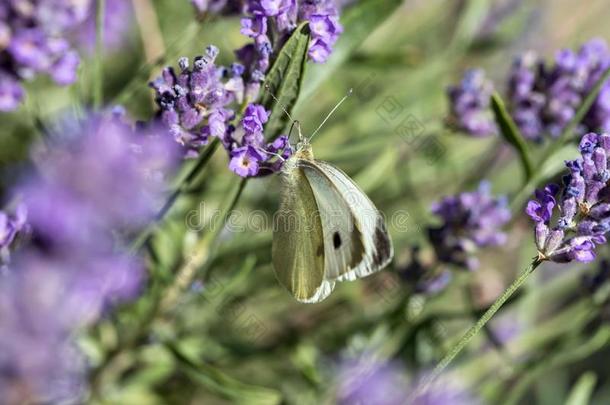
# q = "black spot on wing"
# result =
<box><xmin>372</xmin><ymin>222</ymin><xmax>392</xmax><ymax>266</ymax></box>
<box><xmin>333</xmin><ymin>232</ymin><xmax>342</xmax><ymax>249</ymax></box>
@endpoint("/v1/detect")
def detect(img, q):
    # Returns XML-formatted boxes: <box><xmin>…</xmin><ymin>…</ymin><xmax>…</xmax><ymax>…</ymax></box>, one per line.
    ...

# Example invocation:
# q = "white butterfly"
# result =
<box><xmin>270</xmin><ymin>92</ymin><xmax>394</xmax><ymax>303</ymax></box>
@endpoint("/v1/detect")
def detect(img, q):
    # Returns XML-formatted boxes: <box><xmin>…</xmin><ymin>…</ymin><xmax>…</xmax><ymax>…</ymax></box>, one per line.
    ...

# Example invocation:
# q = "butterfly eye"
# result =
<box><xmin>333</xmin><ymin>232</ymin><xmax>342</xmax><ymax>249</ymax></box>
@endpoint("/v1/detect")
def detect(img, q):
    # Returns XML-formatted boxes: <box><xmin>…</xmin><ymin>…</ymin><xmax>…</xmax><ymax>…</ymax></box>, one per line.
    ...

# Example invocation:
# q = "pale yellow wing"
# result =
<box><xmin>272</xmin><ymin>164</ymin><xmax>334</xmax><ymax>303</ymax></box>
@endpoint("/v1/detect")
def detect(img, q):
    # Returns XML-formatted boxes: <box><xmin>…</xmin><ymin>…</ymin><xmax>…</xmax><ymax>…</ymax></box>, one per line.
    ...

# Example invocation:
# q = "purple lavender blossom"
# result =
<box><xmin>447</xmin><ymin>69</ymin><xmax>497</xmax><ymax>137</ymax></box>
<box><xmin>233</xmin><ymin>0</ymin><xmax>343</xmax><ymax>98</ymax></box>
<box><xmin>428</xmin><ymin>182</ymin><xmax>511</xmax><ymax>270</ymax></box>
<box><xmin>150</xmin><ymin>46</ymin><xmax>240</xmax><ymax>157</ymax></box>
<box><xmin>151</xmin><ymin>49</ymin><xmax>292</xmax><ymax>176</ymax></box>
<box><xmin>0</xmin><ymin>0</ymin><xmax>89</xmax><ymax>110</ymax></box>
<box><xmin>0</xmin><ymin>111</ymin><xmax>178</xmax><ymax>402</ymax></box>
<box><xmin>507</xmin><ymin>51</ymin><xmax>546</xmax><ymax>141</ymax></box>
<box><xmin>507</xmin><ymin>39</ymin><xmax>610</xmax><ymax>141</ymax></box>
<box><xmin>526</xmin><ymin>132</ymin><xmax>610</xmax><ymax>263</ymax></box>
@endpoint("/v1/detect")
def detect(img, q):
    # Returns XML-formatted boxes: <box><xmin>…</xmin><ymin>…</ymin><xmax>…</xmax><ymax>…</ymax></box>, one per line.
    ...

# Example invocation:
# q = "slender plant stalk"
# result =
<box><xmin>159</xmin><ymin>178</ymin><xmax>248</xmax><ymax>315</ymax></box>
<box><xmin>94</xmin><ymin>0</ymin><xmax>105</xmax><ymax>108</ymax></box>
<box><xmin>132</xmin><ymin>0</ymin><xmax>166</xmax><ymax>65</ymax></box>
<box><xmin>413</xmin><ymin>257</ymin><xmax>543</xmax><ymax>398</ymax></box>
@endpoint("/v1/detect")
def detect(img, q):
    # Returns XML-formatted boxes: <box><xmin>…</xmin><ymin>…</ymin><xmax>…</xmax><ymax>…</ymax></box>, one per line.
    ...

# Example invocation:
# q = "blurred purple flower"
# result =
<box><xmin>0</xmin><ymin>111</ymin><xmax>179</xmax><ymax>402</ymax></box>
<box><xmin>449</xmin><ymin>38</ymin><xmax>610</xmax><ymax>142</ymax></box>
<box><xmin>337</xmin><ymin>355</ymin><xmax>479</xmax><ymax>405</ymax></box>
<box><xmin>0</xmin><ymin>203</ymin><xmax>28</xmax><ymax>271</ymax></box>
<box><xmin>0</xmin><ymin>73</ymin><xmax>24</xmax><ymax>111</ymax></box>
<box><xmin>508</xmin><ymin>39</ymin><xmax>610</xmax><ymax>141</ymax></box>
<box><xmin>336</xmin><ymin>356</ymin><xmax>409</xmax><ymax>405</ymax></box>
<box><xmin>0</xmin><ymin>0</ymin><xmax>90</xmax><ymax>110</ymax></box>
<box><xmin>429</xmin><ymin>182</ymin><xmax>511</xmax><ymax>270</ymax></box>
<box><xmin>410</xmin><ymin>374</ymin><xmax>481</xmax><ymax>405</ymax></box>
<box><xmin>76</xmin><ymin>0</ymin><xmax>134</xmax><ymax>53</ymax></box>
<box><xmin>447</xmin><ymin>69</ymin><xmax>497</xmax><ymax>137</ymax></box>
<box><xmin>527</xmin><ymin>132</ymin><xmax>610</xmax><ymax>263</ymax></box>
<box><xmin>398</xmin><ymin>246</ymin><xmax>452</xmax><ymax>295</ymax></box>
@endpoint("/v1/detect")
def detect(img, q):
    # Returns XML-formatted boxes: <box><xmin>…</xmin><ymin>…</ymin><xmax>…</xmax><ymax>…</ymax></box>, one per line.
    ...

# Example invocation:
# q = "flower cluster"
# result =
<box><xmin>428</xmin><ymin>182</ymin><xmax>511</xmax><ymax>270</ymax></box>
<box><xmin>527</xmin><ymin>133</ymin><xmax>610</xmax><ymax>263</ymax></box>
<box><xmin>446</xmin><ymin>69</ymin><xmax>497</xmax><ymax>137</ymax></box>
<box><xmin>448</xmin><ymin>38</ymin><xmax>610</xmax><ymax>141</ymax></box>
<box><xmin>190</xmin><ymin>0</ymin><xmax>343</xmax><ymax>102</ymax></box>
<box><xmin>509</xmin><ymin>39</ymin><xmax>610</xmax><ymax>141</ymax></box>
<box><xmin>0</xmin><ymin>112</ymin><xmax>178</xmax><ymax>403</ymax></box>
<box><xmin>150</xmin><ymin>48</ymin><xmax>291</xmax><ymax>177</ymax></box>
<box><xmin>226</xmin><ymin>104</ymin><xmax>292</xmax><ymax>176</ymax></box>
<box><xmin>237</xmin><ymin>0</ymin><xmax>342</xmax><ymax>92</ymax></box>
<box><xmin>0</xmin><ymin>0</ymin><xmax>90</xmax><ymax>111</ymax></box>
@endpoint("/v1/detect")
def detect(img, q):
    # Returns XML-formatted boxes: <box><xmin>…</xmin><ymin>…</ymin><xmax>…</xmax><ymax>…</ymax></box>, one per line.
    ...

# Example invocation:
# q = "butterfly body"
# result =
<box><xmin>272</xmin><ymin>141</ymin><xmax>393</xmax><ymax>303</ymax></box>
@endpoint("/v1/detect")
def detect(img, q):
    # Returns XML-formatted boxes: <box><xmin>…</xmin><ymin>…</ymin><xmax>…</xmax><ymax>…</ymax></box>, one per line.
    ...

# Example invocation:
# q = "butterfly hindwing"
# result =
<box><xmin>299</xmin><ymin>160</ymin><xmax>393</xmax><ymax>282</ymax></box>
<box><xmin>272</xmin><ymin>163</ymin><xmax>335</xmax><ymax>303</ymax></box>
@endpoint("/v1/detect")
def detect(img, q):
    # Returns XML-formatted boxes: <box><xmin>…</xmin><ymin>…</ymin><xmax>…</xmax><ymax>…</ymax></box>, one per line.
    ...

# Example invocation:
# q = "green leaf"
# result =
<box><xmin>260</xmin><ymin>22</ymin><xmax>310</xmax><ymax>139</ymax></box>
<box><xmin>565</xmin><ymin>372</ymin><xmax>597</xmax><ymax>405</ymax></box>
<box><xmin>299</xmin><ymin>0</ymin><xmax>402</xmax><ymax>102</ymax></box>
<box><xmin>167</xmin><ymin>343</ymin><xmax>281</xmax><ymax>405</ymax></box>
<box><xmin>490</xmin><ymin>92</ymin><xmax>534</xmax><ymax>181</ymax></box>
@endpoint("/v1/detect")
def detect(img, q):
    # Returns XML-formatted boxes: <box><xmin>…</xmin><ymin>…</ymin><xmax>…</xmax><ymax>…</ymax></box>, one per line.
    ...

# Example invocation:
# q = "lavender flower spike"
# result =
<box><xmin>428</xmin><ymin>181</ymin><xmax>511</xmax><ymax>270</ymax></box>
<box><xmin>447</xmin><ymin>69</ymin><xmax>497</xmax><ymax>137</ymax></box>
<box><xmin>527</xmin><ymin>132</ymin><xmax>610</xmax><ymax>263</ymax></box>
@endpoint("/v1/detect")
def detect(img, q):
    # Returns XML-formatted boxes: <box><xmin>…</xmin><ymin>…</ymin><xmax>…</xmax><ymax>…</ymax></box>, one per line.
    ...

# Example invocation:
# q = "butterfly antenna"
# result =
<box><xmin>308</xmin><ymin>88</ymin><xmax>353</xmax><ymax>142</ymax></box>
<box><xmin>263</xmin><ymin>84</ymin><xmax>302</xmax><ymax>142</ymax></box>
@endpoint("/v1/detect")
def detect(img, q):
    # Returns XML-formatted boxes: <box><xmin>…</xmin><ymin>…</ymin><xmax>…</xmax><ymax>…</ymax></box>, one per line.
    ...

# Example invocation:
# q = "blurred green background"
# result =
<box><xmin>5</xmin><ymin>0</ymin><xmax>610</xmax><ymax>404</ymax></box>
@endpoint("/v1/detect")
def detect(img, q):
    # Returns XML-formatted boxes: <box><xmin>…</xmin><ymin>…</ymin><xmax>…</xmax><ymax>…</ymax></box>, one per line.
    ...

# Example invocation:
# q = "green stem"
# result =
<box><xmin>94</xmin><ymin>0</ymin><xmax>105</xmax><ymax>108</ymax></box>
<box><xmin>414</xmin><ymin>258</ymin><xmax>542</xmax><ymax>397</ymax></box>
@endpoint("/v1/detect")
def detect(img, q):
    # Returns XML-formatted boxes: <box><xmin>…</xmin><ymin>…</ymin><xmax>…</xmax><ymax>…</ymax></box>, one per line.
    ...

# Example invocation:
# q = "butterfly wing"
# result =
<box><xmin>299</xmin><ymin>160</ymin><xmax>394</xmax><ymax>282</ymax></box>
<box><xmin>272</xmin><ymin>163</ymin><xmax>335</xmax><ymax>303</ymax></box>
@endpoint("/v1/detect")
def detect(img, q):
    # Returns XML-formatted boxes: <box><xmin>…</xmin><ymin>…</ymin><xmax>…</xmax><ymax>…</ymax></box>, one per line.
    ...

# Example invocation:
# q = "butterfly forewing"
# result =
<box><xmin>298</xmin><ymin>161</ymin><xmax>366</xmax><ymax>279</ymax></box>
<box><xmin>299</xmin><ymin>160</ymin><xmax>394</xmax><ymax>282</ymax></box>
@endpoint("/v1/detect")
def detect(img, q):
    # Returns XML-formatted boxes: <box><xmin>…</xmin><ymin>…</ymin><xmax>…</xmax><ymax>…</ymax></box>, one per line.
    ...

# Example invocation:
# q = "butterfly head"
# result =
<box><xmin>294</xmin><ymin>138</ymin><xmax>314</xmax><ymax>160</ymax></box>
